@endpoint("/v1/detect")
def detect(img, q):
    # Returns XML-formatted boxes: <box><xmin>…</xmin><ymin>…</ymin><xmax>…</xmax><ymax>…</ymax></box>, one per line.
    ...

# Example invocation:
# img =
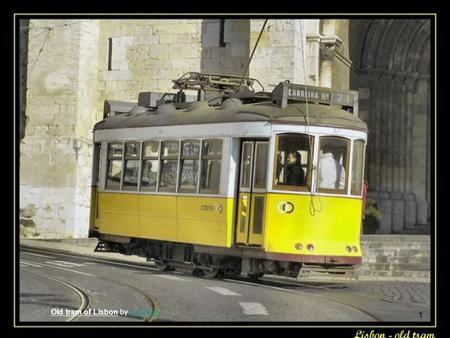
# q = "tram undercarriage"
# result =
<box><xmin>93</xmin><ymin>236</ymin><xmax>354</xmax><ymax>280</ymax></box>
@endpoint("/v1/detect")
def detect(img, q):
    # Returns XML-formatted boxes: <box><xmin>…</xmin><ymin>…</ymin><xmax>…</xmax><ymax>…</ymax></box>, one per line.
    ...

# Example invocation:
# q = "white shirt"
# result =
<box><xmin>318</xmin><ymin>152</ymin><xmax>346</xmax><ymax>189</ymax></box>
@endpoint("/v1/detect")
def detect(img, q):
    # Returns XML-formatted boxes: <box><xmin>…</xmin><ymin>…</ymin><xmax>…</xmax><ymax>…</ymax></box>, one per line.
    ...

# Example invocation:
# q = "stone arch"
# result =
<box><xmin>350</xmin><ymin>19</ymin><xmax>431</xmax><ymax>233</ymax></box>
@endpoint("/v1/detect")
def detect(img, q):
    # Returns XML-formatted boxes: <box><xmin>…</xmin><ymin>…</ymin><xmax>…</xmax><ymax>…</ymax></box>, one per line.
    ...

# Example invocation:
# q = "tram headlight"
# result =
<box><xmin>345</xmin><ymin>246</ymin><xmax>352</xmax><ymax>252</ymax></box>
<box><xmin>295</xmin><ymin>243</ymin><xmax>303</xmax><ymax>250</ymax></box>
<box><xmin>306</xmin><ymin>244</ymin><xmax>314</xmax><ymax>251</ymax></box>
<box><xmin>352</xmin><ymin>246</ymin><xmax>358</xmax><ymax>252</ymax></box>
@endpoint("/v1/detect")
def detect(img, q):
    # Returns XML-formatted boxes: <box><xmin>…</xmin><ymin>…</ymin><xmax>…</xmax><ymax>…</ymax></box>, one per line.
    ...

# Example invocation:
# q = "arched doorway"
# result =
<box><xmin>350</xmin><ymin>19</ymin><xmax>431</xmax><ymax>234</ymax></box>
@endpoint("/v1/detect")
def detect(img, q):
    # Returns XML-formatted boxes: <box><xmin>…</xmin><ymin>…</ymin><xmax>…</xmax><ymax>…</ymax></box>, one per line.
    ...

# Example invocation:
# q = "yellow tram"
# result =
<box><xmin>89</xmin><ymin>72</ymin><xmax>367</xmax><ymax>278</ymax></box>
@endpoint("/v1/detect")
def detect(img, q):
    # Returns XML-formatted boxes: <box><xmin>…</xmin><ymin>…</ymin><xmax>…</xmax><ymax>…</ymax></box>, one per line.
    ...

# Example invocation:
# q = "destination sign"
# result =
<box><xmin>271</xmin><ymin>81</ymin><xmax>358</xmax><ymax>113</ymax></box>
<box><xmin>287</xmin><ymin>85</ymin><xmax>355</xmax><ymax>107</ymax></box>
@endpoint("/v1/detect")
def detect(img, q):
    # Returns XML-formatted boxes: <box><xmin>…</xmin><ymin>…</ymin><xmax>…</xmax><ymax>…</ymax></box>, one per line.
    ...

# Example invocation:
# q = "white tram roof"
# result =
<box><xmin>93</xmin><ymin>100</ymin><xmax>368</xmax><ymax>133</ymax></box>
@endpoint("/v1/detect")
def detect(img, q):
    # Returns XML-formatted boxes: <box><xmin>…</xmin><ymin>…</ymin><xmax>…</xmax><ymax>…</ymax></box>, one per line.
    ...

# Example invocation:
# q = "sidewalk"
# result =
<box><xmin>19</xmin><ymin>238</ymin><xmax>431</xmax><ymax>307</ymax></box>
<box><xmin>19</xmin><ymin>237</ymin><xmax>150</xmax><ymax>265</ymax></box>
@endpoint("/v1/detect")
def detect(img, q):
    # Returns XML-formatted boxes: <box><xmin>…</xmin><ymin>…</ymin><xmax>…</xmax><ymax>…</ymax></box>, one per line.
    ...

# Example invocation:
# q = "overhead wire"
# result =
<box><xmin>298</xmin><ymin>20</ymin><xmax>322</xmax><ymax>215</ymax></box>
<box><xmin>237</xmin><ymin>19</ymin><xmax>268</xmax><ymax>91</ymax></box>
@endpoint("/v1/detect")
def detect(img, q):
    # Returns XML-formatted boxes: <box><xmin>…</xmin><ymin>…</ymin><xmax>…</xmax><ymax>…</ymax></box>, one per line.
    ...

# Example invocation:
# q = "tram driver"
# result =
<box><xmin>286</xmin><ymin>151</ymin><xmax>305</xmax><ymax>186</ymax></box>
<box><xmin>318</xmin><ymin>143</ymin><xmax>345</xmax><ymax>190</ymax></box>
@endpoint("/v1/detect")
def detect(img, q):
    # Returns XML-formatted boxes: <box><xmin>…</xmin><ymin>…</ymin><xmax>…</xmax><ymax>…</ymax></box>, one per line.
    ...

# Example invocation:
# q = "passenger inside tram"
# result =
<box><xmin>318</xmin><ymin>143</ymin><xmax>346</xmax><ymax>190</ymax></box>
<box><xmin>285</xmin><ymin>151</ymin><xmax>305</xmax><ymax>186</ymax></box>
<box><xmin>275</xmin><ymin>134</ymin><xmax>311</xmax><ymax>188</ymax></box>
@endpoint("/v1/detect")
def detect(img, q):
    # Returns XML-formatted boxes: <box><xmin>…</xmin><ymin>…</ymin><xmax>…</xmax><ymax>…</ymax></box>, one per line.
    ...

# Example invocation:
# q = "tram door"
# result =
<box><xmin>236</xmin><ymin>140</ymin><xmax>269</xmax><ymax>246</ymax></box>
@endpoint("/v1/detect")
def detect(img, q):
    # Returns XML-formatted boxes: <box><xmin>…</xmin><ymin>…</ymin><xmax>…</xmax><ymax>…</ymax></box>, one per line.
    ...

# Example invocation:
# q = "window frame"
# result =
<box><xmin>101</xmin><ymin>138</ymin><xmax>225</xmax><ymax>196</ymax></box>
<box><xmin>140</xmin><ymin>140</ymin><xmax>160</xmax><ymax>192</ymax></box>
<box><xmin>252</xmin><ymin>141</ymin><xmax>269</xmax><ymax>193</ymax></box>
<box><xmin>158</xmin><ymin>140</ymin><xmax>180</xmax><ymax>193</ymax></box>
<box><xmin>239</xmin><ymin>141</ymin><xmax>254</xmax><ymax>192</ymax></box>
<box><xmin>350</xmin><ymin>139</ymin><xmax>366</xmax><ymax>196</ymax></box>
<box><xmin>199</xmin><ymin>138</ymin><xmax>223</xmax><ymax>195</ymax></box>
<box><xmin>105</xmin><ymin>141</ymin><xmax>124</xmax><ymax>191</ymax></box>
<box><xmin>317</xmin><ymin>135</ymin><xmax>351</xmax><ymax>195</ymax></box>
<box><xmin>272</xmin><ymin>133</ymin><xmax>315</xmax><ymax>192</ymax></box>
<box><xmin>178</xmin><ymin>139</ymin><xmax>201</xmax><ymax>194</ymax></box>
<box><xmin>122</xmin><ymin>141</ymin><xmax>141</xmax><ymax>192</ymax></box>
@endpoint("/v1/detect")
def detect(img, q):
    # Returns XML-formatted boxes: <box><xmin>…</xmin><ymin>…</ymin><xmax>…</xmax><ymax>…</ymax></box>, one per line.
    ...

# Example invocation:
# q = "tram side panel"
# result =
<box><xmin>175</xmin><ymin>196</ymin><xmax>234</xmax><ymax>247</ymax></box>
<box><xmin>138</xmin><ymin>194</ymin><xmax>178</xmax><ymax>240</ymax></box>
<box><xmin>97</xmin><ymin>193</ymin><xmax>235</xmax><ymax>248</ymax></box>
<box><xmin>264</xmin><ymin>193</ymin><xmax>363</xmax><ymax>260</ymax></box>
<box><xmin>96</xmin><ymin>136</ymin><xmax>236</xmax><ymax>248</ymax></box>
<box><xmin>98</xmin><ymin>192</ymin><xmax>140</xmax><ymax>238</ymax></box>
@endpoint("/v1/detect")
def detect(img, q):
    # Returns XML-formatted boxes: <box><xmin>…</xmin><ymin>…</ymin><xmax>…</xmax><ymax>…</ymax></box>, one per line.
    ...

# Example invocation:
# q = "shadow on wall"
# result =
<box><xmin>200</xmin><ymin>19</ymin><xmax>250</xmax><ymax>76</ymax></box>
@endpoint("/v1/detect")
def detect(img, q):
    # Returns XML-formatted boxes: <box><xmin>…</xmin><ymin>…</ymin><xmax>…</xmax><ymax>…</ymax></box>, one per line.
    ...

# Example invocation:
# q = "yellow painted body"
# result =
<box><xmin>97</xmin><ymin>192</ymin><xmax>235</xmax><ymax>247</ymax></box>
<box><xmin>89</xmin><ymin>186</ymin><xmax>100</xmax><ymax>231</ymax></box>
<box><xmin>264</xmin><ymin>193</ymin><xmax>363</xmax><ymax>257</ymax></box>
<box><xmin>96</xmin><ymin>191</ymin><xmax>362</xmax><ymax>259</ymax></box>
<box><xmin>236</xmin><ymin>193</ymin><xmax>266</xmax><ymax>246</ymax></box>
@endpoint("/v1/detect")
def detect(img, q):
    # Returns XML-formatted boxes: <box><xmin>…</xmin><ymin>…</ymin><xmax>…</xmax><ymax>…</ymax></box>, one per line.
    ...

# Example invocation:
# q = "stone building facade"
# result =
<box><xmin>349</xmin><ymin>19</ymin><xmax>431</xmax><ymax>234</ymax></box>
<box><xmin>19</xmin><ymin>18</ymin><xmax>430</xmax><ymax>238</ymax></box>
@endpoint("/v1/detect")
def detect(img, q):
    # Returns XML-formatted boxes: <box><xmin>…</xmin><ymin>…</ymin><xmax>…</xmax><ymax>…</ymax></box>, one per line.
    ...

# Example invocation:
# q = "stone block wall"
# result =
<box><xmin>200</xmin><ymin>19</ymin><xmax>250</xmax><ymax>77</ymax></box>
<box><xmin>250</xmin><ymin>19</ymin><xmax>308</xmax><ymax>92</ymax></box>
<box><xmin>20</xmin><ymin>20</ymin><xmax>99</xmax><ymax>239</ymax></box>
<box><xmin>20</xmin><ymin>19</ymin><xmax>206</xmax><ymax>239</ymax></box>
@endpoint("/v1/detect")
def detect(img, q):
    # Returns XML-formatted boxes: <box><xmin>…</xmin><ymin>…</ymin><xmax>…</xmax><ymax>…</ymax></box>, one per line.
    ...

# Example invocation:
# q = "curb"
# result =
<box><xmin>19</xmin><ymin>243</ymin><xmax>155</xmax><ymax>269</ymax></box>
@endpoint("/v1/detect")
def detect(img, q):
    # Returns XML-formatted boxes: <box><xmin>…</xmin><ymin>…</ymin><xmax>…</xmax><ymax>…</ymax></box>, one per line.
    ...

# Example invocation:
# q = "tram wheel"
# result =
<box><xmin>154</xmin><ymin>260</ymin><xmax>170</xmax><ymax>271</ymax></box>
<box><xmin>248</xmin><ymin>272</ymin><xmax>264</xmax><ymax>280</ymax></box>
<box><xmin>202</xmin><ymin>268</ymin><xmax>220</xmax><ymax>279</ymax></box>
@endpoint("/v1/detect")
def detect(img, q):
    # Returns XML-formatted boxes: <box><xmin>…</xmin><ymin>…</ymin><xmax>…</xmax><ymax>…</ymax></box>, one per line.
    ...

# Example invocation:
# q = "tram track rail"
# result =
<box><xmin>20</xmin><ymin>269</ymin><xmax>90</xmax><ymax>322</ymax></box>
<box><xmin>19</xmin><ymin>252</ymin><xmax>160</xmax><ymax>322</ymax></box>
<box><xmin>20</xmin><ymin>246</ymin><xmax>426</xmax><ymax>322</ymax></box>
<box><xmin>95</xmin><ymin>276</ymin><xmax>160</xmax><ymax>322</ymax></box>
<box><xmin>222</xmin><ymin>276</ymin><xmax>383</xmax><ymax>322</ymax></box>
<box><xmin>20</xmin><ymin>246</ymin><xmax>381</xmax><ymax>321</ymax></box>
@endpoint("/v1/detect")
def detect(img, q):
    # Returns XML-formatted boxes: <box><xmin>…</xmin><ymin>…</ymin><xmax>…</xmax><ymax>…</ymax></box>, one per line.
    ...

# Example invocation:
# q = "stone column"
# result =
<box><xmin>318</xmin><ymin>33</ymin><xmax>341</xmax><ymax>88</ymax></box>
<box><xmin>305</xmin><ymin>20</ymin><xmax>320</xmax><ymax>86</ymax></box>
<box><xmin>72</xmin><ymin>20</ymin><xmax>101</xmax><ymax>238</ymax></box>
<box><xmin>377</xmin><ymin>191</ymin><xmax>392</xmax><ymax>234</ymax></box>
<box><xmin>20</xmin><ymin>19</ymin><xmax>101</xmax><ymax>239</ymax></box>
<box><xmin>411</xmin><ymin>76</ymin><xmax>429</xmax><ymax>226</ymax></box>
<box><xmin>403</xmin><ymin>192</ymin><xmax>416</xmax><ymax>229</ymax></box>
<box><xmin>391</xmin><ymin>191</ymin><xmax>404</xmax><ymax>233</ymax></box>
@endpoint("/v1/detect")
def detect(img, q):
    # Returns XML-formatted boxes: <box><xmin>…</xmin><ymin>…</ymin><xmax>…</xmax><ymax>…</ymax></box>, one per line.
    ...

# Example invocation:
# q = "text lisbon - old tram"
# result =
<box><xmin>89</xmin><ymin>72</ymin><xmax>367</xmax><ymax>279</ymax></box>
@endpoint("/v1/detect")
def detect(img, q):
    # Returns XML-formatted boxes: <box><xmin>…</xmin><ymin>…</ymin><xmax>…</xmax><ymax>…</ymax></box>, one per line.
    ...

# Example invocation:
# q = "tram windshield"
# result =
<box><xmin>318</xmin><ymin>136</ymin><xmax>349</xmax><ymax>192</ymax></box>
<box><xmin>274</xmin><ymin>133</ymin><xmax>313</xmax><ymax>191</ymax></box>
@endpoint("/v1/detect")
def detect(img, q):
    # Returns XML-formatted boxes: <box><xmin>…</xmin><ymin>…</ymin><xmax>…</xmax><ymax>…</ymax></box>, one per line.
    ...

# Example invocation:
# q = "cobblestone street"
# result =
<box><xmin>349</xmin><ymin>281</ymin><xmax>431</xmax><ymax>306</ymax></box>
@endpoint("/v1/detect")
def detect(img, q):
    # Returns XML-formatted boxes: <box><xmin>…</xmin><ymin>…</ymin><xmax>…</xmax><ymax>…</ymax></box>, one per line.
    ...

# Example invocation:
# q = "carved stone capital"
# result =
<box><xmin>405</xmin><ymin>72</ymin><xmax>419</xmax><ymax>93</ymax></box>
<box><xmin>319</xmin><ymin>35</ymin><xmax>342</xmax><ymax>59</ymax></box>
<box><xmin>306</xmin><ymin>34</ymin><xmax>321</xmax><ymax>44</ymax></box>
<box><xmin>392</xmin><ymin>72</ymin><xmax>408</xmax><ymax>91</ymax></box>
<box><xmin>366</xmin><ymin>70</ymin><xmax>393</xmax><ymax>87</ymax></box>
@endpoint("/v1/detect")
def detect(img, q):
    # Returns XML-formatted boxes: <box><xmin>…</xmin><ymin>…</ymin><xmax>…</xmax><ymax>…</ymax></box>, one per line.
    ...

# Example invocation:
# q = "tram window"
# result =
<box><xmin>106</xmin><ymin>142</ymin><xmax>123</xmax><ymax>190</ymax></box>
<box><xmin>351</xmin><ymin>140</ymin><xmax>365</xmax><ymax>195</ymax></box>
<box><xmin>273</xmin><ymin>134</ymin><xmax>313</xmax><ymax>191</ymax></box>
<box><xmin>179</xmin><ymin>140</ymin><xmax>200</xmax><ymax>193</ymax></box>
<box><xmin>254</xmin><ymin>143</ymin><xmax>269</xmax><ymax>190</ymax></box>
<box><xmin>318</xmin><ymin>136</ymin><xmax>349</xmax><ymax>192</ymax></box>
<box><xmin>141</xmin><ymin>141</ymin><xmax>159</xmax><ymax>192</ymax></box>
<box><xmin>159</xmin><ymin>141</ymin><xmax>179</xmax><ymax>192</ymax></box>
<box><xmin>141</xmin><ymin>160</ymin><xmax>158</xmax><ymax>191</ymax></box>
<box><xmin>240</xmin><ymin>142</ymin><xmax>253</xmax><ymax>189</ymax></box>
<box><xmin>122</xmin><ymin>142</ymin><xmax>140</xmax><ymax>191</ymax></box>
<box><xmin>200</xmin><ymin>139</ymin><xmax>222</xmax><ymax>194</ymax></box>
